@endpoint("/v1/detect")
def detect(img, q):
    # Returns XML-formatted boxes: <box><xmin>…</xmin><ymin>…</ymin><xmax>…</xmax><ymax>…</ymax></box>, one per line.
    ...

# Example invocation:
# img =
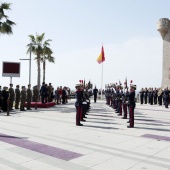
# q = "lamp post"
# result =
<box><xmin>20</xmin><ymin>43</ymin><xmax>40</xmax><ymax>85</ymax></box>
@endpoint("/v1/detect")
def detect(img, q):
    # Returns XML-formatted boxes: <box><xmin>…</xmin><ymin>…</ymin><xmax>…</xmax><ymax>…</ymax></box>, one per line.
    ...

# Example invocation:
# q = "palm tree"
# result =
<box><xmin>0</xmin><ymin>2</ymin><xmax>15</xmax><ymax>35</ymax></box>
<box><xmin>41</xmin><ymin>40</ymin><xmax>55</xmax><ymax>83</ymax></box>
<box><xmin>27</xmin><ymin>33</ymin><xmax>54</xmax><ymax>90</ymax></box>
<box><xmin>27</xmin><ymin>33</ymin><xmax>44</xmax><ymax>90</ymax></box>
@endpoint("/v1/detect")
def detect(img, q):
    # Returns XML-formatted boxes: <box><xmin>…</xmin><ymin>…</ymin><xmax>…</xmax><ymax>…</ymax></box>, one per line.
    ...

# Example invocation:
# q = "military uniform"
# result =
<box><xmin>75</xmin><ymin>84</ymin><xmax>83</xmax><ymax>126</ymax></box>
<box><xmin>27</xmin><ymin>84</ymin><xmax>32</xmax><ymax>110</ymax></box>
<box><xmin>48</xmin><ymin>83</ymin><xmax>52</xmax><ymax>102</ymax></box>
<box><xmin>33</xmin><ymin>85</ymin><xmax>39</xmax><ymax>109</ymax></box>
<box><xmin>20</xmin><ymin>86</ymin><xmax>26</xmax><ymax>111</ymax></box>
<box><xmin>127</xmin><ymin>84</ymin><xmax>136</xmax><ymax>128</ymax></box>
<box><xmin>9</xmin><ymin>84</ymin><xmax>15</xmax><ymax>110</ymax></box>
<box><xmin>139</xmin><ymin>88</ymin><xmax>144</xmax><ymax>104</ymax></box>
<box><xmin>163</xmin><ymin>87</ymin><xmax>169</xmax><ymax>108</ymax></box>
<box><xmin>15</xmin><ymin>85</ymin><xmax>20</xmax><ymax>109</ymax></box>
<box><xmin>144</xmin><ymin>88</ymin><xmax>148</xmax><ymax>104</ymax></box>
<box><xmin>122</xmin><ymin>89</ymin><xmax>129</xmax><ymax>119</ymax></box>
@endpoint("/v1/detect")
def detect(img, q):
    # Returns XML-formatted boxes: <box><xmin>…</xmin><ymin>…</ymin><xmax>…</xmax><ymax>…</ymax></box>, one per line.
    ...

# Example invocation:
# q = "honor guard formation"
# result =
<box><xmin>105</xmin><ymin>82</ymin><xmax>136</xmax><ymax>128</ymax></box>
<box><xmin>139</xmin><ymin>87</ymin><xmax>170</xmax><ymax>108</ymax></box>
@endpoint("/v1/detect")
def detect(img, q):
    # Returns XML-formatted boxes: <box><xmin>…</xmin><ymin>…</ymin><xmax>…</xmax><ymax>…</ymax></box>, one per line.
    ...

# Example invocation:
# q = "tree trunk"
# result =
<box><xmin>43</xmin><ymin>60</ymin><xmax>46</xmax><ymax>83</ymax></box>
<box><xmin>37</xmin><ymin>54</ymin><xmax>41</xmax><ymax>91</ymax></box>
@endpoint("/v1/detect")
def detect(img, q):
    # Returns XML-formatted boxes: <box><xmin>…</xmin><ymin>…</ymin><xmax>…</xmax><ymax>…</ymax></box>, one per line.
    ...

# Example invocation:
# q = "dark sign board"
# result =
<box><xmin>2</xmin><ymin>62</ymin><xmax>20</xmax><ymax>77</ymax></box>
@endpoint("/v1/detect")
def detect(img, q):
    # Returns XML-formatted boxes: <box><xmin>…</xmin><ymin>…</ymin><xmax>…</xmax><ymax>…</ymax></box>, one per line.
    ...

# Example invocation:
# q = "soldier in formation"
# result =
<box><xmin>15</xmin><ymin>85</ymin><xmax>20</xmax><ymax>109</ymax></box>
<box><xmin>9</xmin><ymin>83</ymin><xmax>15</xmax><ymax>111</ymax></box>
<box><xmin>75</xmin><ymin>83</ymin><xmax>91</xmax><ymax>126</ymax></box>
<box><xmin>27</xmin><ymin>84</ymin><xmax>32</xmax><ymax>110</ymax></box>
<box><xmin>105</xmin><ymin>82</ymin><xmax>136</xmax><ymax>128</ymax></box>
<box><xmin>20</xmin><ymin>86</ymin><xmax>26</xmax><ymax>111</ymax></box>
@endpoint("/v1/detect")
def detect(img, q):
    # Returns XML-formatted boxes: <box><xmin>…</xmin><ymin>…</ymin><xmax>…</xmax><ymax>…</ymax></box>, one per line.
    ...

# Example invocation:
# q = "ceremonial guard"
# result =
<box><xmin>1</xmin><ymin>86</ymin><xmax>9</xmax><ymax>112</ymax></box>
<box><xmin>93</xmin><ymin>86</ymin><xmax>98</xmax><ymax>103</ymax></box>
<box><xmin>33</xmin><ymin>85</ymin><xmax>39</xmax><ymax>109</ymax></box>
<box><xmin>144</xmin><ymin>88</ymin><xmax>148</xmax><ymax>104</ymax></box>
<box><xmin>153</xmin><ymin>88</ymin><xmax>158</xmax><ymax>105</ymax></box>
<box><xmin>27</xmin><ymin>84</ymin><xmax>32</xmax><ymax>110</ymax></box>
<box><xmin>15</xmin><ymin>85</ymin><xmax>20</xmax><ymax>109</ymax></box>
<box><xmin>122</xmin><ymin>88</ymin><xmax>129</xmax><ymax>119</ymax></box>
<box><xmin>139</xmin><ymin>88</ymin><xmax>144</xmax><ymax>104</ymax></box>
<box><xmin>75</xmin><ymin>84</ymin><xmax>83</xmax><ymax>126</ymax></box>
<box><xmin>158</xmin><ymin>88</ymin><xmax>163</xmax><ymax>105</ymax></box>
<box><xmin>149</xmin><ymin>88</ymin><xmax>154</xmax><ymax>105</ymax></box>
<box><xmin>20</xmin><ymin>86</ymin><xmax>26</xmax><ymax>111</ymax></box>
<box><xmin>9</xmin><ymin>83</ymin><xmax>15</xmax><ymax>111</ymax></box>
<box><xmin>117</xmin><ymin>86</ymin><xmax>123</xmax><ymax>116</ymax></box>
<box><xmin>127</xmin><ymin>84</ymin><xmax>136</xmax><ymax>128</ymax></box>
<box><xmin>163</xmin><ymin>87</ymin><xmax>169</xmax><ymax>108</ymax></box>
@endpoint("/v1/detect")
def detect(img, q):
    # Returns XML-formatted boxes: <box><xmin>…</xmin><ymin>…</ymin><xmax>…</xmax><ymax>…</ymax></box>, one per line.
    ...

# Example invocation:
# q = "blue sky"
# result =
<box><xmin>0</xmin><ymin>0</ymin><xmax>170</xmax><ymax>90</ymax></box>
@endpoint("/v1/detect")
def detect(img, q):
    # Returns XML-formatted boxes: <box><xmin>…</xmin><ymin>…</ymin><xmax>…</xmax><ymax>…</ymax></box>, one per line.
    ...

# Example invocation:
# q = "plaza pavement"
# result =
<box><xmin>0</xmin><ymin>99</ymin><xmax>170</xmax><ymax>170</ymax></box>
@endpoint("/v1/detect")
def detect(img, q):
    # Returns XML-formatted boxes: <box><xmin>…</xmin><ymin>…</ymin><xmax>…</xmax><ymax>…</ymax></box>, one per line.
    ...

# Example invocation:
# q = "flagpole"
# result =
<box><xmin>101</xmin><ymin>62</ymin><xmax>103</xmax><ymax>99</ymax></box>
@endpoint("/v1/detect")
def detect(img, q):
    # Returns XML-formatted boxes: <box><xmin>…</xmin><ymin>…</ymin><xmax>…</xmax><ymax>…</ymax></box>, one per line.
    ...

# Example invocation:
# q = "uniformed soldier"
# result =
<box><xmin>33</xmin><ymin>85</ymin><xmax>39</xmax><ymax>109</ymax></box>
<box><xmin>75</xmin><ymin>84</ymin><xmax>83</xmax><ymax>126</ymax></box>
<box><xmin>153</xmin><ymin>87</ymin><xmax>158</xmax><ymax>105</ymax></box>
<box><xmin>27</xmin><ymin>84</ymin><xmax>32</xmax><ymax>110</ymax></box>
<box><xmin>20</xmin><ymin>86</ymin><xmax>26</xmax><ymax>111</ymax></box>
<box><xmin>158</xmin><ymin>88</ymin><xmax>163</xmax><ymax>106</ymax></box>
<box><xmin>15</xmin><ymin>85</ymin><xmax>20</xmax><ymax>109</ymax></box>
<box><xmin>127</xmin><ymin>84</ymin><xmax>136</xmax><ymax>128</ymax></box>
<box><xmin>9</xmin><ymin>83</ymin><xmax>15</xmax><ymax>111</ymax></box>
<box><xmin>139</xmin><ymin>88</ymin><xmax>144</xmax><ymax>104</ymax></box>
<box><xmin>163</xmin><ymin>87</ymin><xmax>169</xmax><ymax>108</ymax></box>
<box><xmin>144</xmin><ymin>87</ymin><xmax>148</xmax><ymax>104</ymax></box>
<box><xmin>48</xmin><ymin>83</ymin><xmax>52</xmax><ymax>102</ymax></box>
<box><xmin>122</xmin><ymin>87</ymin><xmax>129</xmax><ymax>119</ymax></box>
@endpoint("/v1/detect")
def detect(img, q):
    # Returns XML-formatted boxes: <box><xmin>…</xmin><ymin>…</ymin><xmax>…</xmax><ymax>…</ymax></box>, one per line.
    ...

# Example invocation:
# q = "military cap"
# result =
<box><xmin>131</xmin><ymin>84</ymin><xmax>136</xmax><ymax>90</ymax></box>
<box><xmin>9</xmin><ymin>83</ymin><xmax>13</xmax><ymax>85</ymax></box>
<box><xmin>16</xmin><ymin>85</ymin><xmax>19</xmax><ymax>87</ymax></box>
<box><xmin>75</xmin><ymin>84</ymin><xmax>82</xmax><ymax>87</ymax></box>
<box><xmin>22</xmin><ymin>86</ymin><xmax>25</xmax><ymax>88</ymax></box>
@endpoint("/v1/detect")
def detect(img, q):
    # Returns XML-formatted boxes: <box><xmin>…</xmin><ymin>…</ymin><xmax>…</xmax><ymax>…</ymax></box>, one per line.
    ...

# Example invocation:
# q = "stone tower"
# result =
<box><xmin>157</xmin><ymin>18</ymin><xmax>170</xmax><ymax>87</ymax></box>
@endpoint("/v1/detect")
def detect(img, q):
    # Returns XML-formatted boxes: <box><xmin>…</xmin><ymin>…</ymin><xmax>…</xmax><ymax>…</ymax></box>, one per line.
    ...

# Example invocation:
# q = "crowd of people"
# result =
<box><xmin>139</xmin><ymin>87</ymin><xmax>170</xmax><ymax>108</ymax></box>
<box><xmin>0</xmin><ymin>82</ymin><xmax>71</xmax><ymax>114</ymax></box>
<box><xmin>104</xmin><ymin>84</ymin><xmax>136</xmax><ymax>128</ymax></box>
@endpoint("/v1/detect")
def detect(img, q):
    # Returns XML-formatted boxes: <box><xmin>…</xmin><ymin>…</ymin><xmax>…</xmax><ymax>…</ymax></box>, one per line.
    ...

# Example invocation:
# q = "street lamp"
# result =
<box><xmin>20</xmin><ymin>43</ymin><xmax>41</xmax><ymax>85</ymax></box>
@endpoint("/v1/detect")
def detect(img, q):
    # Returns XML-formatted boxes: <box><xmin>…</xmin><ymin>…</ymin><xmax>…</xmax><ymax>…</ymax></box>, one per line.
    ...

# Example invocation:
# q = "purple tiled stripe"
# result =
<box><xmin>141</xmin><ymin>134</ymin><xmax>170</xmax><ymax>141</ymax></box>
<box><xmin>0</xmin><ymin>133</ymin><xmax>83</xmax><ymax>161</ymax></box>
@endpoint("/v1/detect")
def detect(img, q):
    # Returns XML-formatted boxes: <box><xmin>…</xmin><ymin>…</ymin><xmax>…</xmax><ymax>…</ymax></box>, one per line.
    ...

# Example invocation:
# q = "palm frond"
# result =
<box><xmin>6</xmin><ymin>19</ymin><xmax>15</xmax><ymax>26</ymax></box>
<box><xmin>36</xmin><ymin>32</ymin><xmax>45</xmax><ymax>43</ymax></box>
<box><xmin>0</xmin><ymin>22</ymin><xmax>13</xmax><ymax>34</ymax></box>
<box><xmin>0</xmin><ymin>3</ymin><xmax>11</xmax><ymax>10</ymax></box>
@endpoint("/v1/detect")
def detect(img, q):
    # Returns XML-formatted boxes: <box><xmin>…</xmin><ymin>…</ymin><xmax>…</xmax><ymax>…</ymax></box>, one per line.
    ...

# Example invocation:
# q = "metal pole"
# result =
<box><xmin>29</xmin><ymin>43</ymin><xmax>32</xmax><ymax>85</ymax></box>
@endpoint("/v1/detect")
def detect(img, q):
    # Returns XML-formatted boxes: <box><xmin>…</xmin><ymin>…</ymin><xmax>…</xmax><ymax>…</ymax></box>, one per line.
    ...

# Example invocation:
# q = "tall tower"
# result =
<box><xmin>157</xmin><ymin>18</ymin><xmax>170</xmax><ymax>87</ymax></box>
